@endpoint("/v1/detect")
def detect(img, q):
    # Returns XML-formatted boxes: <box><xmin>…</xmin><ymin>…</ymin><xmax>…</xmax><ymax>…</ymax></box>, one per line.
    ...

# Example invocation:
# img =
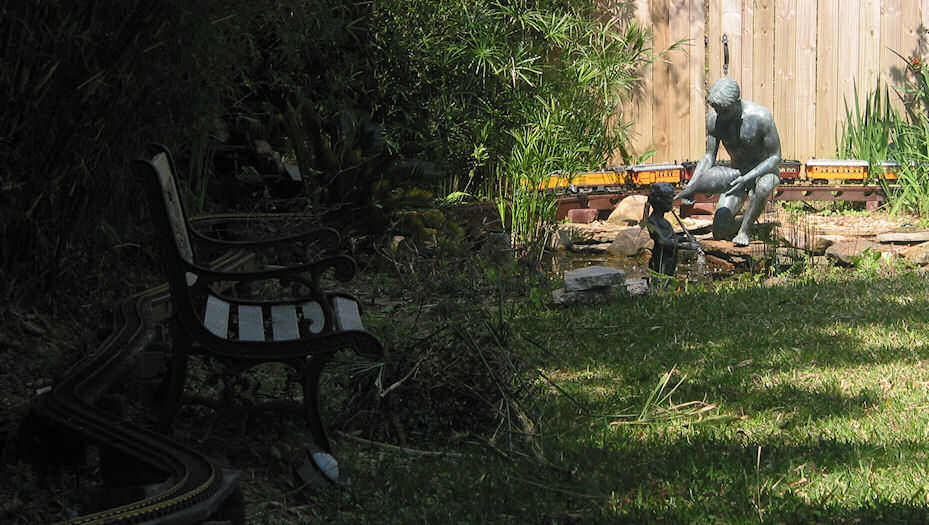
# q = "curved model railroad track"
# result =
<box><xmin>30</xmin><ymin>250</ymin><xmax>252</xmax><ymax>524</ymax></box>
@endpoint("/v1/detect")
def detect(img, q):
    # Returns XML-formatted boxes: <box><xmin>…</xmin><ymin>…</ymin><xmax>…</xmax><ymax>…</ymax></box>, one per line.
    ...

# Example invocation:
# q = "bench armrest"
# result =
<box><xmin>188</xmin><ymin>215</ymin><xmax>342</xmax><ymax>263</ymax></box>
<box><xmin>184</xmin><ymin>253</ymin><xmax>357</xmax><ymax>291</ymax></box>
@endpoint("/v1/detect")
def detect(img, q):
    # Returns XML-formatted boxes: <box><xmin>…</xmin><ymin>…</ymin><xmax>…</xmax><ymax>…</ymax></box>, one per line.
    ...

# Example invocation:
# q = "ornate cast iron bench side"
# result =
<box><xmin>133</xmin><ymin>145</ymin><xmax>384</xmax><ymax>484</ymax></box>
<box><xmin>144</xmin><ymin>144</ymin><xmax>344</xmax><ymax>266</ymax></box>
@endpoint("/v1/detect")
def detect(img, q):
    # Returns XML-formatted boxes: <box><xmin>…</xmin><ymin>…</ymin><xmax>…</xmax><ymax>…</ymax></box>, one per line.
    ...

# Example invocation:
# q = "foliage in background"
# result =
<box><xmin>365</xmin><ymin>1</ymin><xmax>661</xmax><ymax>258</ymax></box>
<box><xmin>0</xmin><ymin>1</ymin><xmax>259</xmax><ymax>304</ymax></box>
<box><xmin>837</xmin><ymin>79</ymin><xmax>897</xmax><ymax>182</ymax></box>
<box><xmin>1</xmin><ymin>0</ymin><xmax>656</xmax><ymax>308</ymax></box>
<box><xmin>367</xmin><ymin>1</ymin><xmax>658</xmax><ymax>195</ymax></box>
<box><xmin>882</xmin><ymin>53</ymin><xmax>929</xmax><ymax>216</ymax></box>
<box><xmin>837</xmin><ymin>54</ymin><xmax>929</xmax><ymax>216</ymax></box>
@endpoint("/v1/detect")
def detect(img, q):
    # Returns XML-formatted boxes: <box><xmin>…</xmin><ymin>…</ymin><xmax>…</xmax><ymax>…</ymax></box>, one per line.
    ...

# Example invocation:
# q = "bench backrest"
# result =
<box><xmin>134</xmin><ymin>146</ymin><xmax>209</xmax><ymax>330</ymax></box>
<box><xmin>150</xmin><ymin>151</ymin><xmax>196</xmax><ymax>265</ymax></box>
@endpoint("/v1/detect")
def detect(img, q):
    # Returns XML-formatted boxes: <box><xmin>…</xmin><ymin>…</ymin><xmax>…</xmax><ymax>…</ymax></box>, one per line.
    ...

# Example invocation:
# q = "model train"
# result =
<box><xmin>538</xmin><ymin>158</ymin><xmax>901</xmax><ymax>193</ymax></box>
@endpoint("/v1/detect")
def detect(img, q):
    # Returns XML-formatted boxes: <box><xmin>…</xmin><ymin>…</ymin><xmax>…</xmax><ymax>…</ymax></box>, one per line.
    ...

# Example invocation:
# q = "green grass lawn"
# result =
<box><xmin>9</xmin><ymin>267</ymin><xmax>929</xmax><ymax>524</ymax></box>
<box><xmin>256</xmin><ymin>269</ymin><xmax>929</xmax><ymax>524</ymax></box>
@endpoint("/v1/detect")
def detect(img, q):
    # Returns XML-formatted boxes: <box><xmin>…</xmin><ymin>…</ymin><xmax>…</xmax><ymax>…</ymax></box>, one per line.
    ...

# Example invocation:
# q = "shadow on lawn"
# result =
<box><xmin>552</xmin><ymin>431</ymin><xmax>929</xmax><ymax>522</ymax></box>
<box><xmin>520</xmin><ymin>273</ymin><xmax>929</xmax><ymax>521</ymax></box>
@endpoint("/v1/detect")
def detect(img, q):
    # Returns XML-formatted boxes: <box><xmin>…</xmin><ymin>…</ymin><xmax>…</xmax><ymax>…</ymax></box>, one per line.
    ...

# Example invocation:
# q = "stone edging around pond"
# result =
<box><xmin>555</xmin><ymin>213</ymin><xmax>929</xmax><ymax>271</ymax></box>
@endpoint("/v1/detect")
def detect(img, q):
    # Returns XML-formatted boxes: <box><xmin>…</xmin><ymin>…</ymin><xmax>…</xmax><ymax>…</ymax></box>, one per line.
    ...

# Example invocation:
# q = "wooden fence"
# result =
<box><xmin>609</xmin><ymin>0</ymin><xmax>929</xmax><ymax>165</ymax></box>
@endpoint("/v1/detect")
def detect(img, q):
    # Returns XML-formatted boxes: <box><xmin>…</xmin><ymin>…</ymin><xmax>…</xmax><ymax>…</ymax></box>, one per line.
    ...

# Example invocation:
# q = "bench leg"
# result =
<box><xmin>155</xmin><ymin>322</ymin><xmax>190</xmax><ymax>433</ymax></box>
<box><xmin>301</xmin><ymin>353</ymin><xmax>335</xmax><ymax>452</ymax></box>
<box><xmin>300</xmin><ymin>352</ymin><xmax>352</xmax><ymax>485</ymax></box>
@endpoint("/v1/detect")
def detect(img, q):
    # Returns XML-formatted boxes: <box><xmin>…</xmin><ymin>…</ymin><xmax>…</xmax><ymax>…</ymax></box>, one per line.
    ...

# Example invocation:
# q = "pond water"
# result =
<box><xmin>546</xmin><ymin>248</ymin><xmax>742</xmax><ymax>285</ymax></box>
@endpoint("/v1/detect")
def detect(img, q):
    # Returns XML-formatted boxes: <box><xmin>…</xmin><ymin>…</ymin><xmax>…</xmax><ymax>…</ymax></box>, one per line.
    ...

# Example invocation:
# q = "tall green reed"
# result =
<box><xmin>881</xmin><ymin>53</ymin><xmax>929</xmax><ymax>216</ymax></box>
<box><xmin>837</xmin><ymin>79</ymin><xmax>897</xmax><ymax>183</ymax></box>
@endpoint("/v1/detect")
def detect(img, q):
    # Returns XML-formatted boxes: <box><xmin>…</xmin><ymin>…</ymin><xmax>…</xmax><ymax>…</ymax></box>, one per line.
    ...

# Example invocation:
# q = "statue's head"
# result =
<box><xmin>648</xmin><ymin>182</ymin><xmax>675</xmax><ymax>211</ymax></box>
<box><xmin>707</xmin><ymin>78</ymin><xmax>740</xmax><ymax>115</ymax></box>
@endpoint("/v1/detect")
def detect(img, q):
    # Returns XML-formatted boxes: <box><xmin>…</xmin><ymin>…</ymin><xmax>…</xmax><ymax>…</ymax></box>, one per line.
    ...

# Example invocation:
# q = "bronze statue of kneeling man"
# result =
<box><xmin>675</xmin><ymin>78</ymin><xmax>782</xmax><ymax>246</ymax></box>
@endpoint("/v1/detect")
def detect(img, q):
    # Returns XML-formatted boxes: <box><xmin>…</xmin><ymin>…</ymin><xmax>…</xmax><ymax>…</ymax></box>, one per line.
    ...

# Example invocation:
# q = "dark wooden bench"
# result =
<box><xmin>133</xmin><ymin>144</ymin><xmax>383</xmax><ymax>484</ymax></box>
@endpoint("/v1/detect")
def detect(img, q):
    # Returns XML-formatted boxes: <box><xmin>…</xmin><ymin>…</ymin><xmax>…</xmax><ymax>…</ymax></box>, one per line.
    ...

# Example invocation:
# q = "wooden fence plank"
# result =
<box><xmin>795</xmin><ymin>1</ymin><xmax>817</xmax><ymax>161</ymax></box>
<box><xmin>689</xmin><ymin>0</ymin><xmax>708</xmax><ymax>161</ymax></box>
<box><xmin>881</xmin><ymin>0</ymin><xmax>909</xmax><ymax>117</ymax></box>
<box><xmin>895</xmin><ymin>0</ymin><xmax>922</xmax><ymax>117</ymax></box>
<box><xmin>753</xmin><ymin>0</ymin><xmax>777</xmax><ymax>112</ymax></box>
<box><xmin>669</xmin><ymin>0</ymin><xmax>692</xmax><ymax>160</ymax></box>
<box><xmin>815</xmin><ymin>0</ymin><xmax>839</xmax><ymax>159</ymax></box>
<box><xmin>740</xmin><ymin>0</ymin><xmax>754</xmax><ymax>101</ymax></box>
<box><xmin>922</xmin><ymin>1</ymin><xmax>929</xmax><ymax>57</ymax></box>
<box><xmin>722</xmin><ymin>0</ymin><xmax>742</xmax><ymax>84</ymax></box>
<box><xmin>881</xmin><ymin>0</ymin><xmax>904</xmax><ymax>89</ymax></box>
<box><xmin>624</xmin><ymin>0</ymin><xmax>654</xmax><ymax>161</ymax></box>
<box><xmin>837</xmin><ymin>0</ymin><xmax>861</xmax><ymax>154</ymax></box>
<box><xmin>652</xmin><ymin>0</ymin><xmax>672</xmax><ymax>156</ymax></box>
<box><xmin>881</xmin><ymin>0</ymin><xmax>905</xmax><ymax>80</ymax></box>
<box><xmin>774</xmin><ymin>0</ymin><xmax>799</xmax><ymax>158</ymax></box>
<box><xmin>707</xmin><ymin>0</ymin><xmax>723</xmax><ymax>83</ymax></box>
<box><xmin>858</xmin><ymin>0</ymin><xmax>882</xmax><ymax>96</ymax></box>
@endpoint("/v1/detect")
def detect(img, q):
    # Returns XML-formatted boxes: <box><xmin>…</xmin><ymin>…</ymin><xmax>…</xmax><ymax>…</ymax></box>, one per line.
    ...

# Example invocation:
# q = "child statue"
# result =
<box><xmin>645</xmin><ymin>182</ymin><xmax>698</xmax><ymax>277</ymax></box>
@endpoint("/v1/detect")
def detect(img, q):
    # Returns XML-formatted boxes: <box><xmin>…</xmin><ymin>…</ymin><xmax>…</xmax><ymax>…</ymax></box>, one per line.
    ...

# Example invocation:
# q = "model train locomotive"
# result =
<box><xmin>539</xmin><ymin>158</ymin><xmax>901</xmax><ymax>194</ymax></box>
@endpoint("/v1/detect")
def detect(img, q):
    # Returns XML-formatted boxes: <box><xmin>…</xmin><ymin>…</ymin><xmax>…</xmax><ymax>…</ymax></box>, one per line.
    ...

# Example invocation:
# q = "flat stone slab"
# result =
<box><xmin>558</xmin><ymin>222</ymin><xmax>627</xmax><ymax>244</ymax></box>
<box><xmin>552</xmin><ymin>285</ymin><xmax>625</xmax><ymax>305</ymax></box>
<box><xmin>875</xmin><ymin>231</ymin><xmax>929</xmax><ymax>244</ymax></box>
<box><xmin>696</xmin><ymin>237</ymin><xmax>764</xmax><ymax>256</ymax></box>
<box><xmin>571</xmin><ymin>243</ymin><xmax>613</xmax><ymax>254</ymax></box>
<box><xmin>825</xmin><ymin>239</ymin><xmax>884</xmax><ymax>266</ymax></box>
<box><xmin>564</xmin><ymin>265</ymin><xmax>626</xmax><ymax>292</ymax></box>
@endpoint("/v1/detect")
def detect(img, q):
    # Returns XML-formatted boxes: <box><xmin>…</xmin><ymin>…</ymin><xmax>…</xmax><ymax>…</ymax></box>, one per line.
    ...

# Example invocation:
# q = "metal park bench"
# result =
<box><xmin>133</xmin><ymin>144</ymin><xmax>383</xmax><ymax>484</ymax></box>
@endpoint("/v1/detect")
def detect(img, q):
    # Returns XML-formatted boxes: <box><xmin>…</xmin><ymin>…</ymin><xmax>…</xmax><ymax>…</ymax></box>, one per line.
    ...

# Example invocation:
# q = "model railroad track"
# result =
<box><xmin>551</xmin><ymin>184</ymin><xmax>888</xmax><ymax>221</ymax></box>
<box><xmin>30</xmin><ymin>248</ymin><xmax>253</xmax><ymax>524</ymax></box>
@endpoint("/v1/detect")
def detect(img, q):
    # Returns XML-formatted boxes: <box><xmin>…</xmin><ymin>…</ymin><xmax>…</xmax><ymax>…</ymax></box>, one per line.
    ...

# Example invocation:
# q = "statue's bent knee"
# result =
<box><xmin>756</xmin><ymin>172</ymin><xmax>780</xmax><ymax>196</ymax></box>
<box><xmin>712</xmin><ymin>207</ymin><xmax>738</xmax><ymax>240</ymax></box>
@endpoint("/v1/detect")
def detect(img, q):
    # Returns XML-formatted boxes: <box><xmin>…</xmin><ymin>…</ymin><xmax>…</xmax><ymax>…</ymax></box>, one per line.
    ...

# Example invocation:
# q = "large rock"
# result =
<box><xmin>624</xmin><ymin>278</ymin><xmax>649</xmax><ymax>296</ymax></box>
<box><xmin>775</xmin><ymin>225</ymin><xmax>834</xmax><ymax>254</ymax></box>
<box><xmin>567</xmin><ymin>208</ymin><xmax>599</xmax><ymax>224</ymax></box>
<box><xmin>903</xmin><ymin>241</ymin><xmax>929</xmax><ymax>265</ymax></box>
<box><xmin>607</xmin><ymin>195</ymin><xmax>677</xmax><ymax>226</ymax></box>
<box><xmin>550</xmin><ymin>228</ymin><xmax>575</xmax><ymax>251</ymax></box>
<box><xmin>606</xmin><ymin>195</ymin><xmax>648</xmax><ymax>225</ymax></box>
<box><xmin>564</xmin><ymin>265</ymin><xmax>626</xmax><ymax>291</ymax></box>
<box><xmin>558</xmin><ymin>223</ymin><xmax>625</xmax><ymax>244</ymax></box>
<box><xmin>824</xmin><ymin>239</ymin><xmax>883</xmax><ymax>266</ymax></box>
<box><xmin>606</xmin><ymin>226</ymin><xmax>653</xmax><ymax>257</ymax></box>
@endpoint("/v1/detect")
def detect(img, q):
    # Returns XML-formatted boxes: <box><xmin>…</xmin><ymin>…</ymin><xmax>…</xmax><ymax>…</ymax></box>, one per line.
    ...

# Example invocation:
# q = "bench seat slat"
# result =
<box><xmin>271</xmin><ymin>305</ymin><xmax>299</xmax><ymax>341</ymax></box>
<box><xmin>204</xmin><ymin>295</ymin><xmax>230</xmax><ymax>338</ymax></box>
<box><xmin>333</xmin><ymin>297</ymin><xmax>363</xmax><ymax>332</ymax></box>
<box><xmin>238</xmin><ymin>305</ymin><xmax>265</xmax><ymax>341</ymax></box>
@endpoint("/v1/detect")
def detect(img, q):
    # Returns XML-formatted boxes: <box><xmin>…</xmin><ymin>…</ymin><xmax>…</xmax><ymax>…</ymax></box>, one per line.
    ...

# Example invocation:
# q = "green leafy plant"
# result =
<box><xmin>370</xmin><ymin>1</ymin><xmax>665</xmax><ymax>249</ymax></box>
<box><xmin>837</xmin><ymin>79</ymin><xmax>898</xmax><ymax>184</ymax></box>
<box><xmin>841</xmin><ymin>53</ymin><xmax>929</xmax><ymax>216</ymax></box>
<box><xmin>882</xmin><ymin>53</ymin><xmax>929</xmax><ymax>216</ymax></box>
<box><xmin>851</xmin><ymin>246</ymin><xmax>906</xmax><ymax>277</ymax></box>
